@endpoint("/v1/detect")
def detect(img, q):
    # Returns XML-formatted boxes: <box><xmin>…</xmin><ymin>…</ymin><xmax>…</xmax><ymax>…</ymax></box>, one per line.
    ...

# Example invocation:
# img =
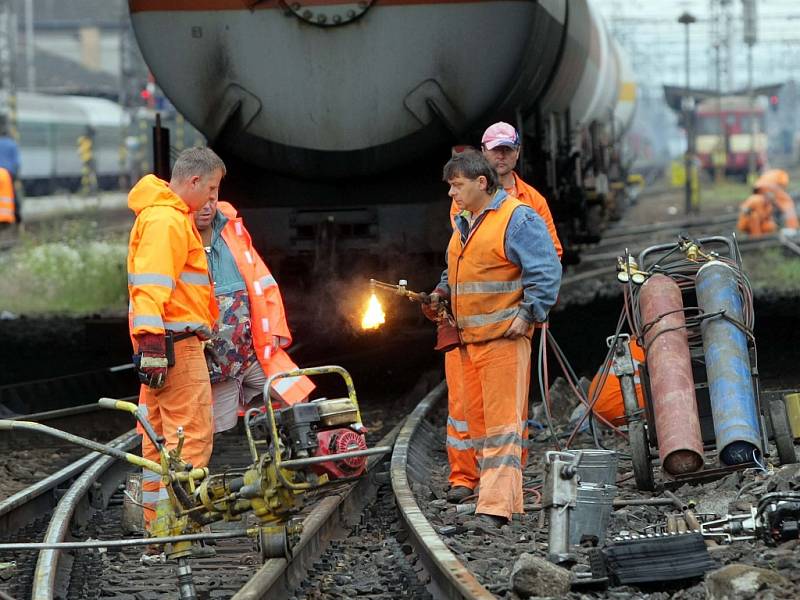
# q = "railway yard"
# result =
<box><xmin>0</xmin><ymin>177</ymin><xmax>799</xmax><ymax>599</ymax></box>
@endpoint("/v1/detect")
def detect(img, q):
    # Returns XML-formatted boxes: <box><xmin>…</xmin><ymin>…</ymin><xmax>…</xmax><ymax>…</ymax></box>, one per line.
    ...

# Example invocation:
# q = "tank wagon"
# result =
<box><xmin>129</xmin><ymin>0</ymin><xmax>637</xmax><ymax>267</ymax></box>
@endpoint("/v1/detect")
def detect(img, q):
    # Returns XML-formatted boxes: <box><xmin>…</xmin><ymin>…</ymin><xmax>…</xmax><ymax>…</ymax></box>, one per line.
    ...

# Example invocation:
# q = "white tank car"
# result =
<box><xmin>129</xmin><ymin>0</ymin><xmax>634</xmax><ymax>177</ymax></box>
<box><xmin>128</xmin><ymin>0</ymin><xmax>636</xmax><ymax>262</ymax></box>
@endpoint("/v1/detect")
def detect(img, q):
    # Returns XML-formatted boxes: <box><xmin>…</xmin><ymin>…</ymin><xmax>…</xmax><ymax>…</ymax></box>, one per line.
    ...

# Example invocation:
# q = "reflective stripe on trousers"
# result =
<box><xmin>445</xmin><ymin>349</ymin><xmax>478</xmax><ymax>490</ymax></box>
<box><xmin>460</xmin><ymin>335</ymin><xmax>531</xmax><ymax>520</ymax></box>
<box><xmin>140</xmin><ymin>337</ymin><xmax>213</xmax><ymax>529</ymax></box>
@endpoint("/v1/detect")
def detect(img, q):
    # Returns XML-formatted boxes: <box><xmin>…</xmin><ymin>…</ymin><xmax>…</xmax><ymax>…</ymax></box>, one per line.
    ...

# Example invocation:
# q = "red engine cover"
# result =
<box><xmin>312</xmin><ymin>429</ymin><xmax>368</xmax><ymax>480</ymax></box>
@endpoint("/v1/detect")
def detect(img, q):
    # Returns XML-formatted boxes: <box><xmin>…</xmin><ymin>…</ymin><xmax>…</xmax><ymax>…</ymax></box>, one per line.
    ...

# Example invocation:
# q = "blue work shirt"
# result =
<box><xmin>439</xmin><ymin>189</ymin><xmax>562</xmax><ymax>324</ymax></box>
<box><xmin>206</xmin><ymin>210</ymin><xmax>247</xmax><ymax>295</ymax></box>
<box><xmin>0</xmin><ymin>136</ymin><xmax>19</xmax><ymax>179</ymax></box>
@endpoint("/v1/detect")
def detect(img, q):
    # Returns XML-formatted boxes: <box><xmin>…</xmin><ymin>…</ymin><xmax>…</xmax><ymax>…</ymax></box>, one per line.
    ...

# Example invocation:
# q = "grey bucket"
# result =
<box><xmin>569</xmin><ymin>483</ymin><xmax>617</xmax><ymax>547</ymax></box>
<box><xmin>573</xmin><ymin>450</ymin><xmax>618</xmax><ymax>486</ymax></box>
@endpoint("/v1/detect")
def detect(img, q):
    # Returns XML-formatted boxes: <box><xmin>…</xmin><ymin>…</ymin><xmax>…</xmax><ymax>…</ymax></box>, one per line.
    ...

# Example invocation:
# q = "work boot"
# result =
<box><xmin>473</xmin><ymin>513</ymin><xmax>508</xmax><ymax>530</ymax></box>
<box><xmin>446</xmin><ymin>486</ymin><xmax>474</xmax><ymax>504</ymax></box>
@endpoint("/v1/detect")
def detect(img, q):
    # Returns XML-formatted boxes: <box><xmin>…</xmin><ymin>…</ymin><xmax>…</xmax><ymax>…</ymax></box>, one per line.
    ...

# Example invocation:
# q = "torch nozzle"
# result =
<box><xmin>368</xmin><ymin>278</ymin><xmax>429</xmax><ymax>303</ymax></box>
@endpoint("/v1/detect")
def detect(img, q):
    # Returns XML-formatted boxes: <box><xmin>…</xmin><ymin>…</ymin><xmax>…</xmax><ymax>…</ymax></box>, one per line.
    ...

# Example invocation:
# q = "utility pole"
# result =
<box><xmin>0</xmin><ymin>0</ymin><xmax>17</xmax><ymax>139</ymax></box>
<box><xmin>742</xmin><ymin>0</ymin><xmax>758</xmax><ymax>183</ymax></box>
<box><xmin>23</xmin><ymin>0</ymin><xmax>33</xmax><ymax>91</ymax></box>
<box><xmin>679</xmin><ymin>11</ymin><xmax>697</xmax><ymax>215</ymax></box>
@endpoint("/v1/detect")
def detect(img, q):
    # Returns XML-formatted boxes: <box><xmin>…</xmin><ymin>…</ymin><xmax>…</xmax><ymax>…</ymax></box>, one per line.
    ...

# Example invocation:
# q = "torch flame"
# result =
<box><xmin>361</xmin><ymin>293</ymin><xmax>386</xmax><ymax>330</ymax></box>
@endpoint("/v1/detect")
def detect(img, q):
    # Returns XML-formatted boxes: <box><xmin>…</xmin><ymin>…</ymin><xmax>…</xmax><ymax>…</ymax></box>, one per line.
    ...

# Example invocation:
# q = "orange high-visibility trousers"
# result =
<box><xmin>460</xmin><ymin>335</ymin><xmax>531</xmax><ymax>520</ymax></box>
<box><xmin>445</xmin><ymin>349</ymin><xmax>478</xmax><ymax>490</ymax></box>
<box><xmin>140</xmin><ymin>337</ymin><xmax>213</xmax><ymax>529</ymax></box>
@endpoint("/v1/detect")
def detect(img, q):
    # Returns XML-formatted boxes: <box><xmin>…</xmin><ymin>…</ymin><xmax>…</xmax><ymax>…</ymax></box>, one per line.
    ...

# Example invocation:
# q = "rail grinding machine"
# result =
<box><xmin>0</xmin><ymin>366</ymin><xmax>387</xmax><ymax>600</ymax></box>
<box><xmin>612</xmin><ymin>235</ymin><xmax>797</xmax><ymax>491</ymax></box>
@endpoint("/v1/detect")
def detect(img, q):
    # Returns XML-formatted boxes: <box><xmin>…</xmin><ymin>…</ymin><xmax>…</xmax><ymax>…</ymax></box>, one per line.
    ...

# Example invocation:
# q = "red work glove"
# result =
<box><xmin>134</xmin><ymin>333</ymin><xmax>168</xmax><ymax>389</ymax></box>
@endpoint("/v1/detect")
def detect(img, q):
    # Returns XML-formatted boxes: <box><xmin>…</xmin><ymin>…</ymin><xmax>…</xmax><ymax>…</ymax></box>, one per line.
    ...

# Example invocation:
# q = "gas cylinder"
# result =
<box><xmin>639</xmin><ymin>274</ymin><xmax>704</xmax><ymax>475</ymax></box>
<box><xmin>696</xmin><ymin>261</ymin><xmax>761</xmax><ymax>465</ymax></box>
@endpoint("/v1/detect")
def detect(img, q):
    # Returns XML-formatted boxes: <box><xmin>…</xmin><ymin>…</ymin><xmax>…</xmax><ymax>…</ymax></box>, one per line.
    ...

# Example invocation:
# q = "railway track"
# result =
<box><xmin>0</xmin><ymin>348</ymin><xmax>446</xmax><ymax>599</ymax></box>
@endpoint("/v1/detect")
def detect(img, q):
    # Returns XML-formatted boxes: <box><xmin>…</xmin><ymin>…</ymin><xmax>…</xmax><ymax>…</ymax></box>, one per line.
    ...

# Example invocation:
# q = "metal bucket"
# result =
<box><xmin>121</xmin><ymin>471</ymin><xmax>145</xmax><ymax>535</ymax></box>
<box><xmin>574</xmin><ymin>450</ymin><xmax>619</xmax><ymax>486</ymax></box>
<box><xmin>569</xmin><ymin>483</ymin><xmax>617</xmax><ymax>547</ymax></box>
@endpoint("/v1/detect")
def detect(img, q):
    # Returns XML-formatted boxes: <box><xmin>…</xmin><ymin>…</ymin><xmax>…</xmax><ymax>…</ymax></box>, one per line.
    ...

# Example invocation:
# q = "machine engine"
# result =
<box><xmin>274</xmin><ymin>398</ymin><xmax>368</xmax><ymax>480</ymax></box>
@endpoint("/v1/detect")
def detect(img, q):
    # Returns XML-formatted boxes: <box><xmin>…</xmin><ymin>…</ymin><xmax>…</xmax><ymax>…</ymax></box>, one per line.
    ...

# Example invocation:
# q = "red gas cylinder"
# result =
<box><xmin>639</xmin><ymin>274</ymin><xmax>704</xmax><ymax>475</ymax></box>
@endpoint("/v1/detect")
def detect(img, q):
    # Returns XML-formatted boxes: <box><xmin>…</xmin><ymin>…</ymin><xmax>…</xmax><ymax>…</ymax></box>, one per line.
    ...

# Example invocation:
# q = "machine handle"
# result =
<box><xmin>99</xmin><ymin>397</ymin><xmax>138</xmax><ymax>414</ymax></box>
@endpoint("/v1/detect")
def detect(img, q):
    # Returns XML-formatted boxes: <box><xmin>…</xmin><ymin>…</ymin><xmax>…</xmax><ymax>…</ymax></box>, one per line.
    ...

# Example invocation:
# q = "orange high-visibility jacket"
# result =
<box><xmin>127</xmin><ymin>175</ymin><xmax>217</xmax><ymax>344</ymax></box>
<box><xmin>588</xmin><ymin>340</ymin><xmax>646</xmax><ymax>426</ymax></box>
<box><xmin>217</xmin><ymin>202</ymin><xmax>315</xmax><ymax>404</ymax></box>
<box><xmin>450</xmin><ymin>171</ymin><xmax>562</xmax><ymax>257</ymax></box>
<box><xmin>757</xmin><ymin>184</ymin><xmax>799</xmax><ymax>229</ymax></box>
<box><xmin>0</xmin><ymin>168</ymin><xmax>15</xmax><ymax>224</ymax></box>
<box><xmin>448</xmin><ymin>197</ymin><xmax>524</xmax><ymax>343</ymax></box>
<box><xmin>737</xmin><ymin>194</ymin><xmax>777</xmax><ymax>236</ymax></box>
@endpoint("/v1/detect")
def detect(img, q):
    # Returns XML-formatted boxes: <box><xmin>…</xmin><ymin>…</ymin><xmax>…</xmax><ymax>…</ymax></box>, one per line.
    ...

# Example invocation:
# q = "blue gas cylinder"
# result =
<box><xmin>696</xmin><ymin>261</ymin><xmax>761</xmax><ymax>465</ymax></box>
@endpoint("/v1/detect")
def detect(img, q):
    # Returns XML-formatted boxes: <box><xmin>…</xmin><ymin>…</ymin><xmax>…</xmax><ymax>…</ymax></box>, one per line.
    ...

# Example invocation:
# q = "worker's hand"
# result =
<box><xmin>133</xmin><ymin>333</ymin><xmax>168</xmax><ymax>389</ymax></box>
<box><xmin>503</xmin><ymin>316</ymin><xmax>533</xmax><ymax>339</ymax></box>
<box><xmin>422</xmin><ymin>289</ymin><xmax>447</xmax><ymax>321</ymax></box>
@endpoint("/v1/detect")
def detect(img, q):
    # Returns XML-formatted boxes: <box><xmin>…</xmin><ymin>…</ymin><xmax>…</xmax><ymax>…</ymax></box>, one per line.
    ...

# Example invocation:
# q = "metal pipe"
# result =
<box><xmin>0</xmin><ymin>529</ymin><xmax>251</xmax><ymax>551</ymax></box>
<box><xmin>640</xmin><ymin>275</ymin><xmax>705</xmax><ymax>474</ymax></box>
<box><xmin>0</xmin><ymin>420</ymin><xmax>162</xmax><ymax>474</ymax></box>
<box><xmin>696</xmin><ymin>261</ymin><xmax>761</xmax><ymax>465</ymax></box>
<box><xmin>279</xmin><ymin>446</ymin><xmax>392</xmax><ymax>469</ymax></box>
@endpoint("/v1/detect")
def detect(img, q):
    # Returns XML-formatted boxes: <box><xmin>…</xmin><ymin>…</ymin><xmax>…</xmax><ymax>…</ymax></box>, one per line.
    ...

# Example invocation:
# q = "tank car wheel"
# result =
<box><xmin>257</xmin><ymin>527</ymin><xmax>291</xmax><ymax>562</ymax></box>
<box><xmin>768</xmin><ymin>399</ymin><xmax>797</xmax><ymax>465</ymax></box>
<box><xmin>629</xmin><ymin>420</ymin><xmax>655</xmax><ymax>491</ymax></box>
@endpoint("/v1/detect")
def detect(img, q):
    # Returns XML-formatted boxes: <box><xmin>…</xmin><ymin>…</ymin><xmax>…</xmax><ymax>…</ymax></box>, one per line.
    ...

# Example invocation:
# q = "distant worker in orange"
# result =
<box><xmin>587</xmin><ymin>338</ymin><xmax>646</xmax><ymax>426</ymax></box>
<box><xmin>738</xmin><ymin>168</ymin><xmax>798</xmax><ymax>236</ymax></box>
<box><xmin>754</xmin><ymin>169</ymin><xmax>798</xmax><ymax>231</ymax></box>
<box><xmin>441</xmin><ymin>129</ymin><xmax>563</xmax><ymax>505</ymax></box>
<box><xmin>0</xmin><ymin>120</ymin><xmax>20</xmax><ymax>225</ymax></box>
<box><xmin>430</xmin><ymin>151</ymin><xmax>561</xmax><ymax>528</ymax></box>
<box><xmin>0</xmin><ymin>167</ymin><xmax>16</xmax><ymax>226</ymax></box>
<box><xmin>194</xmin><ymin>197</ymin><xmax>314</xmax><ymax>432</ymax></box>
<box><xmin>127</xmin><ymin>147</ymin><xmax>224</xmax><ymax>534</ymax></box>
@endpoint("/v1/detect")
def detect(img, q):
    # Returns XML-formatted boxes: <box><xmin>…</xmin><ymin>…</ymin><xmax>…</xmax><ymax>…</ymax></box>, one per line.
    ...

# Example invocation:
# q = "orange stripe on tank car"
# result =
<box><xmin>130</xmin><ymin>0</ymin><xmax>516</xmax><ymax>12</ymax></box>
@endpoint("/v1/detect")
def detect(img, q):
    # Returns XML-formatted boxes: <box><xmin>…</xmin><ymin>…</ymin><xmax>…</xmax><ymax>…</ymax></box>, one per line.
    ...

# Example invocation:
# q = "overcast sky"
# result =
<box><xmin>595</xmin><ymin>0</ymin><xmax>800</xmax><ymax>99</ymax></box>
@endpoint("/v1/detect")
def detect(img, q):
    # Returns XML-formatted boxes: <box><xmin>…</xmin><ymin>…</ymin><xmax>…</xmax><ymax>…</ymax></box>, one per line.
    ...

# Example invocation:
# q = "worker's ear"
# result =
<box><xmin>477</xmin><ymin>175</ymin><xmax>487</xmax><ymax>191</ymax></box>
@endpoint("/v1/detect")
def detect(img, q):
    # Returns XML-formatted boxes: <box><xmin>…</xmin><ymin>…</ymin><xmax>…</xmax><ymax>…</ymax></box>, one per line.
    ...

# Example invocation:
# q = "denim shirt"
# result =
<box><xmin>438</xmin><ymin>189</ymin><xmax>562</xmax><ymax>323</ymax></box>
<box><xmin>207</xmin><ymin>211</ymin><xmax>247</xmax><ymax>295</ymax></box>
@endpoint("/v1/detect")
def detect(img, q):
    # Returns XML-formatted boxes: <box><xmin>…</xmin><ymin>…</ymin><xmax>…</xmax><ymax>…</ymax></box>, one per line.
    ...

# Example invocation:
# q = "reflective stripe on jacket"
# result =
<box><xmin>448</xmin><ymin>196</ymin><xmax>524</xmax><ymax>343</ymax></box>
<box><xmin>0</xmin><ymin>167</ymin><xmax>15</xmax><ymax>224</ymax></box>
<box><xmin>218</xmin><ymin>201</ymin><xmax>314</xmax><ymax>404</ymax></box>
<box><xmin>127</xmin><ymin>175</ymin><xmax>217</xmax><ymax>342</ymax></box>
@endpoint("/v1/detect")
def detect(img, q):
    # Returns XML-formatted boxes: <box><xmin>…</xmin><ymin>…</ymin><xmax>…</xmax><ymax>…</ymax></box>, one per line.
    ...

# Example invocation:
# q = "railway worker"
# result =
<box><xmin>754</xmin><ymin>169</ymin><xmax>798</xmax><ymax>232</ymax></box>
<box><xmin>127</xmin><ymin>147</ymin><xmax>223</xmax><ymax>535</ymax></box>
<box><xmin>193</xmin><ymin>197</ymin><xmax>314</xmax><ymax>433</ymax></box>
<box><xmin>0</xmin><ymin>167</ymin><xmax>16</xmax><ymax>226</ymax></box>
<box><xmin>0</xmin><ymin>121</ymin><xmax>20</xmax><ymax>224</ymax></box>
<box><xmin>441</xmin><ymin>130</ymin><xmax>563</xmax><ymax>505</ymax></box>
<box><xmin>430</xmin><ymin>151</ymin><xmax>561</xmax><ymax>528</ymax></box>
<box><xmin>737</xmin><ymin>193</ymin><xmax>778</xmax><ymax>236</ymax></box>
<box><xmin>587</xmin><ymin>337</ymin><xmax>646</xmax><ymax>427</ymax></box>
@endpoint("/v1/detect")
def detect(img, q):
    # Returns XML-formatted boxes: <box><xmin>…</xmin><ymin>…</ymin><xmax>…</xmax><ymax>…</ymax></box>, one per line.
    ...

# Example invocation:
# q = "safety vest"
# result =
<box><xmin>218</xmin><ymin>202</ymin><xmax>314</xmax><ymax>404</ymax></box>
<box><xmin>449</xmin><ymin>171</ymin><xmax>562</xmax><ymax>258</ymax></box>
<box><xmin>0</xmin><ymin>168</ymin><xmax>15</xmax><ymax>224</ymax></box>
<box><xmin>127</xmin><ymin>175</ymin><xmax>217</xmax><ymax>343</ymax></box>
<box><xmin>448</xmin><ymin>196</ymin><xmax>524</xmax><ymax>344</ymax></box>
